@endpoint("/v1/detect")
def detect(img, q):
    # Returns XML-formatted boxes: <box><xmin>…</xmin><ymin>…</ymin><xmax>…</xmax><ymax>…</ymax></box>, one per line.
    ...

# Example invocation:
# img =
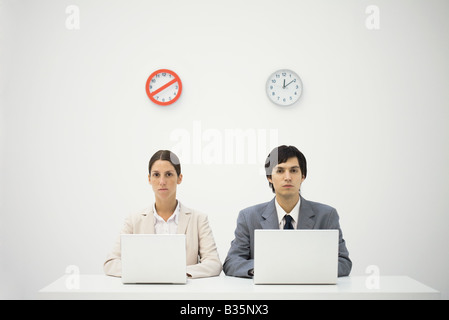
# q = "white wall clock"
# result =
<box><xmin>266</xmin><ymin>69</ymin><xmax>303</xmax><ymax>106</ymax></box>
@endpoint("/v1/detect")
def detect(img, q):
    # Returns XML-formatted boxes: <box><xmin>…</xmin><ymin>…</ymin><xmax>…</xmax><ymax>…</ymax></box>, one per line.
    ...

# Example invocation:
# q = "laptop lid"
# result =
<box><xmin>121</xmin><ymin>234</ymin><xmax>187</xmax><ymax>284</ymax></box>
<box><xmin>254</xmin><ymin>230</ymin><xmax>338</xmax><ymax>285</ymax></box>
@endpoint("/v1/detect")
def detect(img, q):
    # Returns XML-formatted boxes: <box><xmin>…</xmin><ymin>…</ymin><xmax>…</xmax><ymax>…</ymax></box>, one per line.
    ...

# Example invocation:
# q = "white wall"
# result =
<box><xmin>1</xmin><ymin>0</ymin><xmax>448</xmax><ymax>299</ymax></box>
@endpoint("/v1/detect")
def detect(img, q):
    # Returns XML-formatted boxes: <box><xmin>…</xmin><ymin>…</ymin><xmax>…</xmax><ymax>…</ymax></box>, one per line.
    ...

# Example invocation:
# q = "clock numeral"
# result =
<box><xmin>266</xmin><ymin>70</ymin><xmax>301</xmax><ymax>106</ymax></box>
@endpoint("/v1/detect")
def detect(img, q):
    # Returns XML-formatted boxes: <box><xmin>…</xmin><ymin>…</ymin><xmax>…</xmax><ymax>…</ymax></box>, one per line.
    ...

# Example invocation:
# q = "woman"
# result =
<box><xmin>104</xmin><ymin>150</ymin><xmax>222</xmax><ymax>279</ymax></box>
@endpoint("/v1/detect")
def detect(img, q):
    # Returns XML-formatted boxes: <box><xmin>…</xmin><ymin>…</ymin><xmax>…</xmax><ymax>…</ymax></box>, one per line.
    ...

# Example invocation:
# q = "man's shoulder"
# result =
<box><xmin>303</xmin><ymin>198</ymin><xmax>336</xmax><ymax>215</ymax></box>
<box><xmin>241</xmin><ymin>201</ymin><xmax>271</xmax><ymax>212</ymax></box>
<box><xmin>239</xmin><ymin>200</ymin><xmax>273</xmax><ymax>216</ymax></box>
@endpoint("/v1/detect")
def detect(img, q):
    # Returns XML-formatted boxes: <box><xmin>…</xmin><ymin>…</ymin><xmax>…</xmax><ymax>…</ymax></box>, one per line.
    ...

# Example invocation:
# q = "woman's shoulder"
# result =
<box><xmin>126</xmin><ymin>206</ymin><xmax>152</xmax><ymax>222</ymax></box>
<box><xmin>179</xmin><ymin>202</ymin><xmax>209</xmax><ymax>221</ymax></box>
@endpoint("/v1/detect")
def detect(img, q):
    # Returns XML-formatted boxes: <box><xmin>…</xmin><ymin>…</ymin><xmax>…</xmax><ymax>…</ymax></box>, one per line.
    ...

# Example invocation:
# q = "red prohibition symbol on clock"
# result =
<box><xmin>145</xmin><ymin>69</ymin><xmax>182</xmax><ymax>106</ymax></box>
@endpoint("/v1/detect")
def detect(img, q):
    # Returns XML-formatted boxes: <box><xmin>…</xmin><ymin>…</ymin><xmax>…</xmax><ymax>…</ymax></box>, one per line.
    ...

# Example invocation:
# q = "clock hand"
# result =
<box><xmin>283</xmin><ymin>79</ymin><xmax>286</xmax><ymax>89</ymax></box>
<box><xmin>285</xmin><ymin>80</ymin><xmax>295</xmax><ymax>87</ymax></box>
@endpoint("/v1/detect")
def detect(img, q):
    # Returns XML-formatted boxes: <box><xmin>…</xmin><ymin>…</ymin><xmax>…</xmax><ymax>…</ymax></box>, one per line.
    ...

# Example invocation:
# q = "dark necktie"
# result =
<box><xmin>284</xmin><ymin>215</ymin><xmax>294</xmax><ymax>229</ymax></box>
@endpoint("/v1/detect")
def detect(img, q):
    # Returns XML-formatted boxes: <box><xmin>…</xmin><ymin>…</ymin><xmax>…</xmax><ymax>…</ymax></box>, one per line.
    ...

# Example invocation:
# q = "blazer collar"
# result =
<box><xmin>260</xmin><ymin>198</ymin><xmax>279</xmax><ymax>229</ymax></box>
<box><xmin>142</xmin><ymin>201</ymin><xmax>191</xmax><ymax>234</ymax></box>
<box><xmin>298</xmin><ymin>195</ymin><xmax>316</xmax><ymax>229</ymax></box>
<box><xmin>177</xmin><ymin>202</ymin><xmax>191</xmax><ymax>234</ymax></box>
<box><xmin>261</xmin><ymin>195</ymin><xmax>316</xmax><ymax>229</ymax></box>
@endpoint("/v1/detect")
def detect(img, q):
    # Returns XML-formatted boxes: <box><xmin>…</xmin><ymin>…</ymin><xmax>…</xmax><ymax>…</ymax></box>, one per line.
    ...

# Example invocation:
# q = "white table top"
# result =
<box><xmin>38</xmin><ymin>274</ymin><xmax>440</xmax><ymax>300</ymax></box>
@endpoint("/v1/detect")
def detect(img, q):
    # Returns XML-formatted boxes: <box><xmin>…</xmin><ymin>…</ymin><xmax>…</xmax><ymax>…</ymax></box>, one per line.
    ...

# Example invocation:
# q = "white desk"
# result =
<box><xmin>38</xmin><ymin>274</ymin><xmax>440</xmax><ymax>300</ymax></box>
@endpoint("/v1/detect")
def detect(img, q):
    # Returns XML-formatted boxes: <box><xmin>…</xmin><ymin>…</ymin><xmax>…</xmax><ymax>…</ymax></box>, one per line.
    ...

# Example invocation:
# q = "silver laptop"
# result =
<box><xmin>121</xmin><ymin>234</ymin><xmax>187</xmax><ymax>284</ymax></box>
<box><xmin>254</xmin><ymin>230</ymin><xmax>338</xmax><ymax>285</ymax></box>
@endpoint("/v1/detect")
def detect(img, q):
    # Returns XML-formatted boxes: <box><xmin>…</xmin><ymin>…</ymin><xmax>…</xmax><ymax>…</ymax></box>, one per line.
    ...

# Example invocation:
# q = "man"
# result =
<box><xmin>223</xmin><ymin>145</ymin><xmax>352</xmax><ymax>278</ymax></box>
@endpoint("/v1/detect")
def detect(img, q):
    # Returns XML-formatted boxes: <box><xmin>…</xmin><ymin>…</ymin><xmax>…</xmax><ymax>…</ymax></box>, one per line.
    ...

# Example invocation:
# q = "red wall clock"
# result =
<box><xmin>145</xmin><ymin>69</ymin><xmax>182</xmax><ymax>106</ymax></box>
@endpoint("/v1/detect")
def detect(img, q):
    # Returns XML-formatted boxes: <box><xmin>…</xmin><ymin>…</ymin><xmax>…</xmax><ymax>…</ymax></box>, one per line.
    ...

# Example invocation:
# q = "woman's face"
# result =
<box><xmin>148</xmin><ymin>160</ymin><xmax>182</xmax><ymax>201</ymax></box>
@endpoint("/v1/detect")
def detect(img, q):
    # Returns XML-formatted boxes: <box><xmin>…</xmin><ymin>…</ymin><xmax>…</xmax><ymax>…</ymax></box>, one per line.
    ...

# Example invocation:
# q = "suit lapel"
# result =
<box><xmin>297</xmin><ymin>196</ymin><xmax>316</xmax><ymax>229</ymax></box>
<box><xmin>260</xmin><ymin>198</ymin><xmax>279</xmax><ymax>229</ymax></box>
<box><xmin>141</xmin><ymin>207</ymin><xmax>156</xmax><ymax>234</ymax></box>
<box><xmin>177</xmin><ymin>202</ymin><xmax>191</xmax><ymax>234</ymax></box>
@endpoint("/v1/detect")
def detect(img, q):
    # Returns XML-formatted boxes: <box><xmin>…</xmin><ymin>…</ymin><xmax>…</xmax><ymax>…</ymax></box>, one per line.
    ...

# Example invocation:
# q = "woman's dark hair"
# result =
<box><xmin>264</xmin><ymin>145</ymin><xmax>307</xmax><ymax>193</ymax></box>
<box><xmin>148</xmin><ymin>150</ymin><xmax>181</xmax><ymax>176</ymax></box>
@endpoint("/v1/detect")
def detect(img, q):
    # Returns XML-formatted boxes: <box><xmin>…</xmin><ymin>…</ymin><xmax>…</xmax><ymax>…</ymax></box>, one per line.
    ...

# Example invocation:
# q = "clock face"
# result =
<box><xmin>145</xmin><ymin>69</ymin><xmax>182</xmax><ymax>106</ymax></box>
<box><xmin>266</xmin><ymin>69</ymin><xmax>303</xmax><ymax>106</ymax></box>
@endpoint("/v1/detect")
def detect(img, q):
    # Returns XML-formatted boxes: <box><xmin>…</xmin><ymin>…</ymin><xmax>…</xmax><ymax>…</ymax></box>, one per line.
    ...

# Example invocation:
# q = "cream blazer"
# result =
<box><xmin>104</xmin><ymin>202</ymin><xmax>222</xmax><ymax>279</ymax></box>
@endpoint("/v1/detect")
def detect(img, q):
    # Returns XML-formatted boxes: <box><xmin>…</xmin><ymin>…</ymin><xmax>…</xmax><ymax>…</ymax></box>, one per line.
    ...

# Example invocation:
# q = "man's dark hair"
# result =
<box><xmin>264</xmin><ymin>145</ymin><xmax>307</xmax><ymax>193</ymax></box>
<box><xmin>148</xmin><ymin>150</ymin><xmax>181</xmax><ymax>176</ymax></box>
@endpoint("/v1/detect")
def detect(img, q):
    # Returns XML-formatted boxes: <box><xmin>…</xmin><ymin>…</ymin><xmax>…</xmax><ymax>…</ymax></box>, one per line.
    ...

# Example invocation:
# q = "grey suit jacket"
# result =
<box><xmin>223</xmin><ymin>196</ymin><xmax>352</xmax><ymax>278</ymax></box>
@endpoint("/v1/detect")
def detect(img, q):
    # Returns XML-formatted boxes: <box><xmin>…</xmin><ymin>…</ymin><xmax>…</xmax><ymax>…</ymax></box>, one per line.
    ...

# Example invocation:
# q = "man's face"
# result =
<box><xmin>268</xmin><ymin>157</ymin><xmax>305</xmax><ymax>197</ymax></box>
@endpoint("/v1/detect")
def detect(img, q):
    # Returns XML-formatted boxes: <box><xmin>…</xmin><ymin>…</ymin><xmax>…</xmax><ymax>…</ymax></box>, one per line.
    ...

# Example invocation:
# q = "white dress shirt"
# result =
<box><xmin>153</xmin><ymin>201</ymin><xmax>180</xmax><ymax>234</ymax></box>
<box><xmin>275</xmin><ymin>196</ymin><xmax>301</xmax><ymax>229</ymax></box>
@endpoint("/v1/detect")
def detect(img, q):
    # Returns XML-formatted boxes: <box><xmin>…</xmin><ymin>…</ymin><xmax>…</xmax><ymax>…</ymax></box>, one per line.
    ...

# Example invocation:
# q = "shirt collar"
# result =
<box><xmin>275</xmin><ymin>196</ymin><xmax>301</xmax><ymax>227</ymax></box>
<box><xmin>153</xmin><ymin>200</ymin><xmax>180</xmax><ymax>224</ymax></box>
